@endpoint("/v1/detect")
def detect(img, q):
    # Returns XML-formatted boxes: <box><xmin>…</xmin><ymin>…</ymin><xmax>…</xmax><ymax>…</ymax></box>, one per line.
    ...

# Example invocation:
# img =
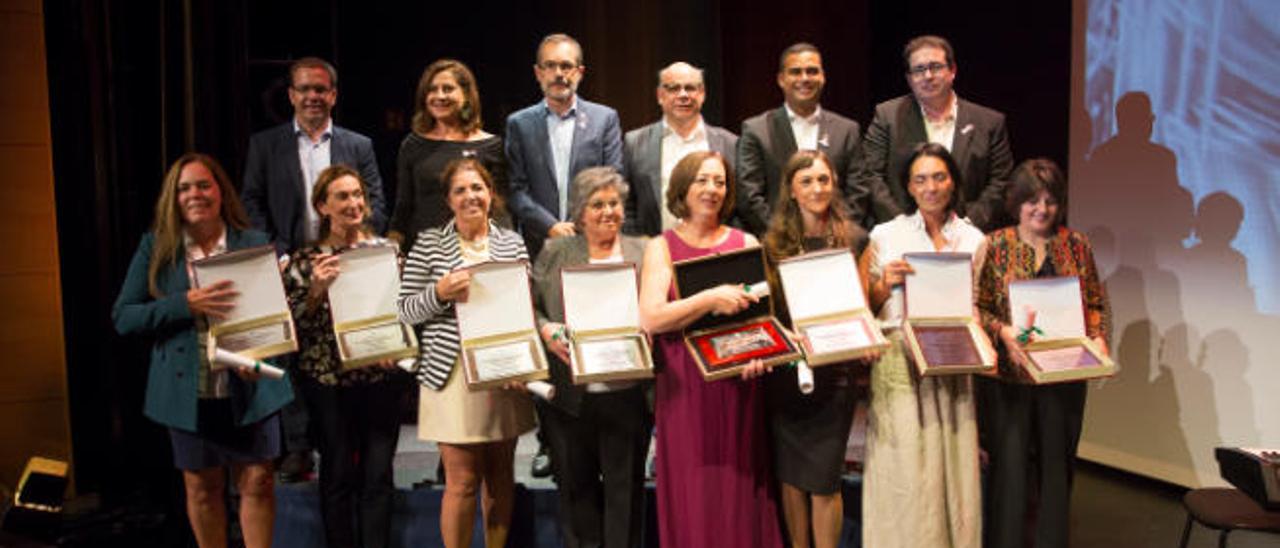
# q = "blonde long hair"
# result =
<box><xmin>147</xmin><ymin>153</ymin><xmax>250</xmax><ymax>297</ymax></box>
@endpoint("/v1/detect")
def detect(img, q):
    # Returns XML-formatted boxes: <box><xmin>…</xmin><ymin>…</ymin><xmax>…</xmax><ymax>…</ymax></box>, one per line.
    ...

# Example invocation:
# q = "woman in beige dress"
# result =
<box><xmin>859</xmin><ymin>143</ymin><xmax>987</xmax><ymax>548</ymax></box>
<box><xmin>397</xmin><ymin>158</ymin><xmax>535</xmax><ymax>548</ymax></box>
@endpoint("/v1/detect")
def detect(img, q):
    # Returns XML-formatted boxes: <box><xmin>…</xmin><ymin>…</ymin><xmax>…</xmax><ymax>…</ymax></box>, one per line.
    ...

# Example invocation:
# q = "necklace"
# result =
<box><xmin>459</xmin><ymin>234</ymin><xmax>489</xmax><ymax>253</ymax></box>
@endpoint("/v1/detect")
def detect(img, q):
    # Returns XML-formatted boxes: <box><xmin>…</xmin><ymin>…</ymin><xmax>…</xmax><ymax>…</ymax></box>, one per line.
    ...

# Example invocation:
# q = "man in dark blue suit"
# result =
<box><xmin>505</xmin><ymin>34</ymin><xmax>623</xmax><ymax>480</ymax></box>
<box><xmin>505</xmin><ymin>33</ymin><xmax>624</xmax><ymax>259</ymax></box>
<box><xmin>241</xmin><ymin>57</ymin><xmax>387</xmax><ymax>254</ymax></box>
<box><xmin>240</xmin><ymin>57</ymin><xmax>387</xmax><ymax>481</ymax></box>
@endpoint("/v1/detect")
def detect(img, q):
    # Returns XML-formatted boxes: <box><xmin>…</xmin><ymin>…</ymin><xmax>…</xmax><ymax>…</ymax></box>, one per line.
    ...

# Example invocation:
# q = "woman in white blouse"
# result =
<box><xmin>858</xmin><ymin>142</ymin><xmax>987</xmax><ymax>548</ymax></box>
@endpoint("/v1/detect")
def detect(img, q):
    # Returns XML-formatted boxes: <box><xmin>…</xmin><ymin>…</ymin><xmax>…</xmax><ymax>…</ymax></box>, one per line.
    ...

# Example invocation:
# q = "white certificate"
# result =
<box><xmin>903</xmin><ymin>252</ymin><xmax>974</xmax><ymax>319</ymax></box>
<box><xmin>191</xmin><ymin>245</ymin><xmax>297</xmax><ymax>359</ymax></box>
<box><xmin>1008</xmin><ymin>276</ymin><xmax>1086</xmax><ymax>338</ymax></box>
<box><xmin>456</xmin><ymin>262</ymin><xmax>538</xmax><ymax>341</ymax></box>
<box><xmin>340</xmin><ymin>323</ymin><xmax>412</xmax><ymax>360</ymax></box>
<box><xmin>577</xmin><ymin>338</ymin><xmax>641</xmax><ymax>375</ymax></box>
<box><xmin>218</xmin><ymin>322</ymin><xmax>292</xmax><ymax>353</ymax></box>
<box><xmin>778</xmin><ymin>249</ymin><xmax>867</xmax><ymax>318</ymax></box>
<box><xmin>471</xmin><ymin>340</ymin><xmax>539</xmax><ymax>382</ymax></box>
<box><xmin>803</xmin><ymin>318</ymin><xmax>874</xmax><ymax>356</ymax></box>
<box><xmin>329</xmin><ymin>245</ymin><xmax>400</xmax><ymax>323</ymax></box>
<box><xmin>192</xmin><ymin>245</ymin><xmax>289</xmax><ymax>326</ymax></box>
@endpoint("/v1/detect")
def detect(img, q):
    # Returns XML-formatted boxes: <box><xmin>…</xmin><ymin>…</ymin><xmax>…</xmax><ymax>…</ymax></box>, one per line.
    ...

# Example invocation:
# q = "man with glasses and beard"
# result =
<box><xmin>858</xmin><ymin>35</ymin><xmax>1014</xmax><ymax>231</ymax></box>
<box><xmin>505</xmin><ymin>33</ymin><xmax>624</xmax><ymax>480</ymax></box>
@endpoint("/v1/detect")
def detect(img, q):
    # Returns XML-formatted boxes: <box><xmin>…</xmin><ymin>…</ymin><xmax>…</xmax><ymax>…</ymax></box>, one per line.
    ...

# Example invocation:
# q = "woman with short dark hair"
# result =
<box><xmin>976</xmin><ymin>158</ymin><xmax>1111</xmax><ymax>548</ymax></box>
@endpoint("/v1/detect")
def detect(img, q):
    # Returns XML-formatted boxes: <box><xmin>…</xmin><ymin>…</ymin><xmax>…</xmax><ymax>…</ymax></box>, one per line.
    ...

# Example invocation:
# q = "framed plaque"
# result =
<box><xmin>1008</xmin><ymin>276</ymin><xmax>1115</xmax><ymax>383</ymax></box>
<box><xmin>561</xmin><ymin>264</ymin><xmax>654</xmax><ymax>384</ymax></box>
<box><xmin>455</xmin><ymin>260</ymin><xmax>550</xmax><ymax>389</ymax></box>
<box><xmin>673</xmin><ymin>246</ymin><xmax>801</xmax><ymax>381</ymax></box>
<box><xmin>778</xmin><ymin>249</ymin><xmax>888</xmax><ymax>366</ymax></box>
<box><xmin>900</xmin><ymin>252</ymin><xmax>996</xmax><ymax>376</ymax></box>
<box><xmin>191</xmin><ymin>245</ymin><xmax>298</xmax><ymax>360</ymax></box>
<box><xmin>327</xmin><ymin>245</ymin><xmax>419</xmax><ymax>369</ymax></box>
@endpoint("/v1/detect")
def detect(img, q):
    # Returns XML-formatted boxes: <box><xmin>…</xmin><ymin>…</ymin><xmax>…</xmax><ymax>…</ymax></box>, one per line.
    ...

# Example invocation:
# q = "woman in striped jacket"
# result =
<box><xmin>397</xmin><ymin>158</ymin><xmax>535</xmax><ymax>548</ymax></box>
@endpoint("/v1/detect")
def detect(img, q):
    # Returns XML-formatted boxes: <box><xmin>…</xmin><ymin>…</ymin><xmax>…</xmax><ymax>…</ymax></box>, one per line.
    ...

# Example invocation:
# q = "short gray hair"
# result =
<box><xmin>569</xmin><ymin>166</ymin><xmax>630</xmax><ymax>229</ymax></box>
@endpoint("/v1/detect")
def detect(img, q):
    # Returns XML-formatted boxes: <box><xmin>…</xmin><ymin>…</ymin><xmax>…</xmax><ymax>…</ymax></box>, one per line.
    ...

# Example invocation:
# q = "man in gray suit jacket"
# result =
<box><xmin>506</xmin><ymin>34</ymin><xmax>624</xmax><ymax>258</ymax></box>
<box><xmin>737</xmin><ymin>43</ymin><xmax>868</xmax><ymax>234</ymax></box>
<box><xmin>242</xmin><ymin>57</ymin><xmax>386</xmax><ymax>254</ymax></box>
<box><xmin>623</xmin><ymin>62</ymin><xmax>738</xmax><ymax>236</ymax></box>
<box><xmin>859</xmin><ymin>35</ymin><xmax>1014</xmax><ymax>231</ymax></box>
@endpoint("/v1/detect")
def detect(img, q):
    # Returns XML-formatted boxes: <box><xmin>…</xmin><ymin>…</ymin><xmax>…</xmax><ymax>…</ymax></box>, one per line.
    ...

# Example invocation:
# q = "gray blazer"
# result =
<box><xmin>621</xmin><ymin>120</ymin><xmax>738</xmax><ymax>236</ymax></box>
<box><xmin>531</xmin><ymin>234</ymin><xmax>648</xmax><ymax>415</ymax></box>
<box><xmin>859</xmin><ymin>94</ymin><xmax>1014</xmax><ymax>231</ymax></box>
<box><xmin>504</xmin><ymin>98</ymin><xmax>624</xmax><ymax>257</ymax></box>
<box><xmin>737</xmin><ymin>106</ymin><xmax>865</xmax><ymax>234</ymax></box>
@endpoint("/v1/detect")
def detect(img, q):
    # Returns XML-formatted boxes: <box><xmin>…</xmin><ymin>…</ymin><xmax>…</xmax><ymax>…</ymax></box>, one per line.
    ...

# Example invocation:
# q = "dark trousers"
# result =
<box><xmin>542</xmin><ymin>386</ymin><xmax>651</xmax><ymax>548</ymax></box>
<box><xmin>279</xmin><ymin>355</ymin><xmax>312</xmax><ymax>453</ymax></box>
<box><xmin>300</xmin><ymin>379</ymin><xmax>403</xmax><ymax>548</ymax></box>
<box><xmin>978</xmin><ymin>376</ymin><xmax>1087</xmax><ymax>548</ymax></box>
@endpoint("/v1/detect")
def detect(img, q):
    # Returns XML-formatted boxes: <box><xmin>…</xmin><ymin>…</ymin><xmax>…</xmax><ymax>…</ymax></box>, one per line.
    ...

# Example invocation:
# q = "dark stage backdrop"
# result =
<box><xmin>44</xmin><ymin>0</ymin><xmax>1068</xmax><ymax>500</ymax></box>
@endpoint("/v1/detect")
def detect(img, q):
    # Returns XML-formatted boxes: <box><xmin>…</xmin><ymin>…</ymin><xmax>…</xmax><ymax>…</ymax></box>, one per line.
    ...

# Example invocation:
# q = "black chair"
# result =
<box><xmin>1179</xmin><ymin>487</ymin><xmax>1280</xmax><ymax>547</ymax></box>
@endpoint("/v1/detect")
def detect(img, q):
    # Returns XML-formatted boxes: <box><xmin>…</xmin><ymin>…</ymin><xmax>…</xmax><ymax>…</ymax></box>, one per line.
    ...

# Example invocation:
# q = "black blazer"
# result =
<box><xmin>859</xmin><ymin>94</ymin><xmax>1014</xmax><ymax>231</ymax></box>
<box><xmin>241</xmin><ymin>121</ymin><xmax>387</xmax><ymax>252</ymax></box>
<box><xmin>621</xmin><ymin>120</ymin><xmax>738</xmax><ymax>236</ymax></box>
<box><xmin>531</xmin><ymin>234</ymin><xmax>648</xmax><ymax>416</ymax></box>
<box><xmin>737</xmin><ymin>106</ymin><xmax>865</xmax><ymax>234</ymax></box>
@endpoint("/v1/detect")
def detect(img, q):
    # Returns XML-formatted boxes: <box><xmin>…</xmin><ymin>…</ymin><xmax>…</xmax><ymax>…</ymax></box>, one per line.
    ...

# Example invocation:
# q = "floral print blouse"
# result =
<box><xmin>284</xmin><ymin>237</ymin><xmax>401</xmax><ymax>386</ymax></box>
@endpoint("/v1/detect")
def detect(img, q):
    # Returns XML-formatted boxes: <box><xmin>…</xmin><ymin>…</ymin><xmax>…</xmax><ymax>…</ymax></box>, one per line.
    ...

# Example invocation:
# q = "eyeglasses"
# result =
<box><xmin>292</xmin><ymin>84</ymin><xmax>333</xmax><ymax>94</ymax></box>
<box><xmin>907</xmin><ymin>62</ymin><xmax>949</xmax><ymax>78</ymax></box>
<box><xmin>537</xmin><ymin>60</ymin><xmax>579</xmax><ymax>73</ymax></box>
<box><xmin>661</xmin><ymin>83</ymin><xmax>702</xmax><ymax>94</ymax></box>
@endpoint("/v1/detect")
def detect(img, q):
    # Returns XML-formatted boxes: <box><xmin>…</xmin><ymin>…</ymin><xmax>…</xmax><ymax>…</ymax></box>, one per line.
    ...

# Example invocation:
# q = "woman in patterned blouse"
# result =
<box><xmin>975</xmin><ymin>158</ymin><xmax>1111</xmax><ymax>548</ymax></box>
<box><xmin>283</xmin><ymin>164</ymin><xmax>404</xmax><ymax>548</ymax></box>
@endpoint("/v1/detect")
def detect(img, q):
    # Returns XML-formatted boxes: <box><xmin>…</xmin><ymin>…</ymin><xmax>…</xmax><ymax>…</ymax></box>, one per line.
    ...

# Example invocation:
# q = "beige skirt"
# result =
<box><xmin>417</xmin><ymin>359</ymin><xmax>536</xmax><ymax>444</ymax></box>
<box><xmin>862</xmin><ymin>330</ymin><xmax>982</xmax><ymax>548</ymax></box>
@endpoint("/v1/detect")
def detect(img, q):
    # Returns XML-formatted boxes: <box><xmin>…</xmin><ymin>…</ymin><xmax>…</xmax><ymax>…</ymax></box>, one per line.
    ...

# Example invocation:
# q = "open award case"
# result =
<box><xmin>560</xmin><ymin>263</ymin><xmax>654</xmax><ymax>384</ymax></box>
<box><xmin>455</xmin><ymin>260</ymin><xmax>550</xmax><ymax>389</ymax></box>
<box><xmin>327</xmin><ymin>245</ymin><xmax>419</xmax><ymax>369</ymax></box>
<box><xmin>777</xmin><ymin>248</ymin><xmax>888</xmax><ymax>366</ymax></box>
<box><xmin>673</xmin><ymin>246</ymin><xmax>800</xmax><ymax>381</ymax></box>
<box><xmin>901</xmin><ymin>252</ymin><xmax>996</xmax><ymax>376</ymax></box>
<box><xmin>1008</xmin><ymin>276</ymin><xmax>1115</xmax><ymax>383</ymax></box>
<box><xmin>191</xmin><ymin>245</ymin><xmax>298</xmax><ymax>360</ymax></box>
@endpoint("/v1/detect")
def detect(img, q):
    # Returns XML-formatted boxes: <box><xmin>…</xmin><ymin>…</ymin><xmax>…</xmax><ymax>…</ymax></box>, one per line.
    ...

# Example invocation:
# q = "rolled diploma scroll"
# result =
<box><xmin>526</xmin><ymin>381</ymin><xmax>556</xmax><ymax>401</ymax></box>
<box><xmin>211</xmin><ymin>348</ymin><xmax>286</xmax><ymax>379</ymax></box>
<box><xmin>796</xmin><ymin>359</ymin><xmax>815</xmax><ymax>394</ymax></box>
<box><xmin>746</xmin><ymin>281</ymin><xmax>770</xmax><ymax>299</ymax></box>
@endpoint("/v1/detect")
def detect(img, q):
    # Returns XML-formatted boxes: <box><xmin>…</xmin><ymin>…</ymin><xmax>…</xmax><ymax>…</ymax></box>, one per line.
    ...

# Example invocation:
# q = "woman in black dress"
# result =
<box><xmin>389</xmin><ymin>59</ymin><xmax>506</xmax><ymax>252</ymax></box>
<box><xmin>763</xmin><ymin>150</ymin><xmax>870</xmax><ymax>548</ymax></box>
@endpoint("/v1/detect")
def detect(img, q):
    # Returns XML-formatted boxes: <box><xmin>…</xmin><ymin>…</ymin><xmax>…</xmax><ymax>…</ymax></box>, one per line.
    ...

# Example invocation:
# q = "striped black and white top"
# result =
<box><xmin>397</xmin><ymin>220</ymin><xmax>530</xmax><ymax>389</ymax></box>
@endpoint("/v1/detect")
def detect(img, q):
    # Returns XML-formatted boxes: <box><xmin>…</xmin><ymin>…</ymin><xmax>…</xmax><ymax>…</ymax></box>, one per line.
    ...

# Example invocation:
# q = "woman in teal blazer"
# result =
<box><xmin>113</xmin><ymin>153</ymin><xmax>292</xmax><ymax>548</ymax></box>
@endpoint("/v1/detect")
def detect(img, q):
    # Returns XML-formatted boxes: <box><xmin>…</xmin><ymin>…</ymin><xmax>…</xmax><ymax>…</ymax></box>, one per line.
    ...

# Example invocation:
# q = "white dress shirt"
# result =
<box><xmin>545</xmin><ymin>99</ymin><xmax>579</xmax><ymax>220</ymax></box>
<box><xmin>920</xmin><ymin>93</ymin><xmax>959</xmax><ymax>152</ymax></box>
<box><xmin>785</xmin><ymin>103</ymin><xmax>822</xmax><ymax>151</ymax></box>
<box><xmin>294</xmin><ymin>118</ymin><xmax>333</xmax><ymax>241</ymax></box>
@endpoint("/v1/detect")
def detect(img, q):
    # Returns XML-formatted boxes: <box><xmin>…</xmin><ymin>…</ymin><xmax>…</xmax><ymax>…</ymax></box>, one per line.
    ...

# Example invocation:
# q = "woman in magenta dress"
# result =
<box><xmin>638</xmin><ymin>150</ymin><xmax>782</xmax><ymax>548</ymax></box>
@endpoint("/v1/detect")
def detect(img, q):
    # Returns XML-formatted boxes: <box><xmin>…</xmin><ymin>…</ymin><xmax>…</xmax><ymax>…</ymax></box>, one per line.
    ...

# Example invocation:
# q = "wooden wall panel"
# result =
<box><xmin>0</xmin><ymin>2</ymin><xmax>72</xmax><ymax>486</ymax></box>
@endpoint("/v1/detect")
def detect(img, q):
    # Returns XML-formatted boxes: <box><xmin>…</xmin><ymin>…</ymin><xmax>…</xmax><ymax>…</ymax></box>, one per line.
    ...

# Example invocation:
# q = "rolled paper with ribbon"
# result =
<box><xmin>526</xmin><ymin>381</ymin><xmax>556</xmax><ymax>401</ymax></box>
<box><xmin>796</xmin><ymin>359</ymin><xmax>815</xmax><ymax>395</ymax></box>
<box><xmin>211</xmin><ymin>348</ymin><xmax>286</xmax><ymax>379</ymax></box>
<box><xmin>745</xmin><ymin>281</ymin><xmax>770</xmax><ymax>299</ymax></box>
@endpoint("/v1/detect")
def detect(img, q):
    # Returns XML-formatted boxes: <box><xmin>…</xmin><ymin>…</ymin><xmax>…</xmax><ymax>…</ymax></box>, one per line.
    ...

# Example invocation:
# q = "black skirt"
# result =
<box><xmin>765</xmin><ymin>363</ymin><xmax>863</xmax><ymax>494</ymax></box>
<box><xmin>168</xmin><ymin>399</ymin><xmax>281</xmax><ymax>470</ymax></box>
